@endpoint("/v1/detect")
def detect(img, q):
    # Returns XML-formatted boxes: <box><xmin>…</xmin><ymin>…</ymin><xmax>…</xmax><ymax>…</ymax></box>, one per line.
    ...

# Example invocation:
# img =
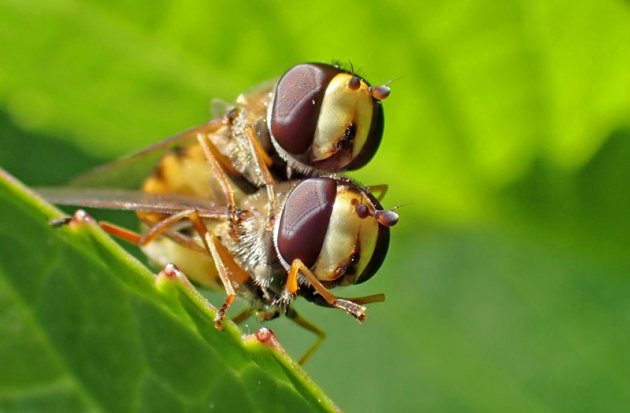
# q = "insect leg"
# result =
<box><xmin>139</xmin><ymin>209</ymin><xmax>253</xmax><ymax>331</ymax></box>
<box><xmin>336</xmin><ymin>293</ymin><xmax>385</xmax><ymax>305</ymax></box>
<box><xmin>243</xmin><ymin>126</ymin><xmax>278</xmax><ymax>223</ymax></box>
<box><xmin>196</xmin><ymin>133</ymin><xmax>237</xmax><ymax>214</ymax></box>
<box><xmin>157</xmin><ymin>262</ymin><xmax>225</xmax><ymax>322</ymax></box>
<box><xmin>99</xmin><ymin>209</ymin><xmax>210</xmax><ymax>249</ymax></box>
<box><xmin>197</xmin><ymin>133</ymin><xmax>246</xmax><ymax>238</ymax></box>
<box><xmin>204</xmin><ymin>233</ymin><xmax>252</xmax><ymax>330</ymax></box>
<box><xmin>98</xmin><ymin>221</ymin><xmax>143</xmax><ymax>244</ymax></box>
<box><xmin>53</xmin><ymin>212</ymin><xmax>206</xmax><ymax>254</ymax></box>
<box><xmin>199</xmin><ymin>129</ymin><xmax>242</xmax><ymax>177</ymax></box>
<box><xmin>285</xmin><ymin>309</ymin><xmax>326</xmax><ymax>365</ymax></box>
<box><xmin>367</xmin><ymin>184</ymin><xmax>388</xmax><ymax>202</ymax></box>
<box><xmin>92</xmin><ymin>210</ymin><xmax>250</xmax><ymax>329</ymax></box>
<box><xmin>97</xmin><ymin>220</ymin><xmax>206</xmax><ymax>254</ymax></box>
<box><xmin>287</xmin><ymin>259</ymin><xmax>368</xmax><ymax>322</ymax></box>
<box><xmin>230</xmin><ymin>307</ymin><xmax>255</xmax><ymax>325</ymax></box>
<box><xmin>243</xmin><ymin>126</ymin><xmax>275</xmax><ymax>186</ymax></box>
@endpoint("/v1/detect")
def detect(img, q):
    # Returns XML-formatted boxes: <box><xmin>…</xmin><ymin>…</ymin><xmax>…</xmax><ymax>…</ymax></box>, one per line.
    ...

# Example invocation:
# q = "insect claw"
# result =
<box><xmin>50</xmin><ymin>210</ymin><xmax>95</xmax><ymax>228</ymax></box>
<box><xmin>214</xmin><ymin>294</ymin><xmax>235</xmax><ymax>330</ymax></box>
<box><xmin>277</xmin><ymin>289</ymin><xmax>296</xmax><ymax>306</ymax></box>
<box><xmin>213</xmin><ymin>315</ymin><xmax>224</xmax><ymax>331</ymax></box>
<box><xmin>334</xmin><ymin>299</ymin><xmax>368</xmax><ymax>322</ymax></box>
<box><xmin>50</xmin><ymin>216</ymin><xmax>72</xmax><ymax>228</ymax></box>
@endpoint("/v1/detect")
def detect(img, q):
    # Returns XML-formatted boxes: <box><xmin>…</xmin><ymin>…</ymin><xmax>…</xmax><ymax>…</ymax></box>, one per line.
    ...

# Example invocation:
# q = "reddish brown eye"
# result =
<box><xmin>271</xmin><ymin>64</ymin><xmax>339</xmax><ymax>154</ymax></box>
<box><xmin>277</xmin><ymin>178</ymin><xmax>337</xmax><ymax>268</ymax></box>
<box><xmin>356</xmin><ymin>224</ymin><xmax>389</xmax><ymax>284</ymax></box>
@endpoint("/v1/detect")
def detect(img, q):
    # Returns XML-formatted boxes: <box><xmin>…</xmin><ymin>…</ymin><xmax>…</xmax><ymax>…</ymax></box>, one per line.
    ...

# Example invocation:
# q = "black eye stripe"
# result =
<box><xmin>345</xmin><ymin>100</ymin><xmax>384</xmax><ymax>170</ymax></box>
<box><xmin>345</xmin><ymin>122</ymin><xmax>357</xmax><ymax>140</ymax></box>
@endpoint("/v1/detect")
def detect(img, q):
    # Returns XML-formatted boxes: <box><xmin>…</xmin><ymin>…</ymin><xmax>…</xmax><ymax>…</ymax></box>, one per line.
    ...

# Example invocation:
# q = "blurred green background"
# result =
<box><xmin>1</xmin><ymin>0</ymin><xmax>630</xmax><ymax>411</ymax></box>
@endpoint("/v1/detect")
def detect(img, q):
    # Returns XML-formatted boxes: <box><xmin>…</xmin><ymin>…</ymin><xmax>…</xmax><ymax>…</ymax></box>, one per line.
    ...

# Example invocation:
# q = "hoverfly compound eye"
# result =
<box><xmin>276</xmin><ymin>178</ymin><xmax>337</xmax><ymax>268</ymax></box>
<box><xmin>274</xmin><ymin>180</ymin><xmax>393</xmax><ymax>287</ymax></box>
<box><xmin>270</xmin><ymin>64</ymin><xmax>339</xmax><ymax>155</ymax></box>
<box><xmin>269</xmin><ymin>63</ymin><xmax>388</xmax><ymax>173</ymax></box>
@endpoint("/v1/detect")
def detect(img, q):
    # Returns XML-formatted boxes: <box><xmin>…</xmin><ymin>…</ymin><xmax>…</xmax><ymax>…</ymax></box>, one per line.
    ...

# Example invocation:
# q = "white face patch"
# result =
<box><xmin>312</xmin><ymin>185</ymin><xmax>379</xmax><ymax>282</ymax></box>
<box><xmin>311</xmin><ymin>73</ymin><xmax>374</xmax><ymax>163</ymax></box>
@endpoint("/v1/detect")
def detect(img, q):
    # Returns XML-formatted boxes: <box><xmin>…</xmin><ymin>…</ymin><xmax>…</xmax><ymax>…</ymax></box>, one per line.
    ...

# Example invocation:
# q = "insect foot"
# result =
<box><xmin>50</xmin><ymin>209</ymin><xmax>95</xmax><ymax>228</ymax></box>
<box><xmin>334</xmin><ymin>299</ymin><xmax>368</xmax><ymax>322</ymax></box>
<box><xmin>214</xmin><ymin>294</ymin><xmax>235</xmax><ymax>331</ymax></box>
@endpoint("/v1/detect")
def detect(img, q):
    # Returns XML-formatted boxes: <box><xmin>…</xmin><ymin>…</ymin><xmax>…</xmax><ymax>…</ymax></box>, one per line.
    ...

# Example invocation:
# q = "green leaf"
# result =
<box><xmin>1</xmin><ymin>0</ymin><xmax>630</xmax><ymax>411</ymax></box>
<box><xmin>0</xmin><ymin>169</ymin><xmax>338</xmax><ymax>413</ymax></box>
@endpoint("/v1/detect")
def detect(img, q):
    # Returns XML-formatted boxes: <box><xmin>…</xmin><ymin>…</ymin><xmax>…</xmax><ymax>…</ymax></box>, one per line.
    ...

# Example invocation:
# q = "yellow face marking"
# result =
<box><xmin>311</xmin><ymin>73</ymin><xmax>374</xmax><ymax>164</ymax></box>
<box><xmin>355</xmin><ymin>205</ymin><xmax>379</xmax><ymax>279</ymax></box>
<box><xmin>312</xmin><ymin>185</ymin><xmax>379</xmax><ymax>283</ymax></box>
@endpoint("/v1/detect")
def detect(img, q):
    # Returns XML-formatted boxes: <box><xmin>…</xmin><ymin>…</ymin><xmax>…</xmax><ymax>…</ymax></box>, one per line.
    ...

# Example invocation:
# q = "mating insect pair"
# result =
<box><xmin>41</xmin><ymin>62</ymin><xmax>398</xmax><ymax>364</ymax></box>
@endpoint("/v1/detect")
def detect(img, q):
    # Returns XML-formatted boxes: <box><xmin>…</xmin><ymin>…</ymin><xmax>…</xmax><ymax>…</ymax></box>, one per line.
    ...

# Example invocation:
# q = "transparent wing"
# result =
<box><xmin>234</xmin><ymin>79</ymin><xmax>276</xmax><ymax>111</ymax></box>
<box><xmin>36</xmin><ymin>187</ymin><xmax>228</xmax><ymax>220</ymax></box>
<box><xmin>67</xmin><ymin>120</ymin><xmax>223</xmax><ymax>189</ymax></box>
<box><xmin>210</xmin><ymin>98</ymin><xmax>234</xmax><ymax>119</ymax></box>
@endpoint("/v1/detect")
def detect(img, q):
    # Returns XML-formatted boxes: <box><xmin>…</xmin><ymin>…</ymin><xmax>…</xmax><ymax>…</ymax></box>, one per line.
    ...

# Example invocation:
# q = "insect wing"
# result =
<box><xmin>67</xmin><ymin>121</ymin><xmax>223</xmax><ymax>189</ymax></box>
<box><xmin>236</xmin><ymin>78</ymin><xmax>276</xmax><ymax>102</ymax></box>
<box><xmin>36</xmin><ymin>187</ymin><xmax>228</xmax><ymax>220</ymax></box>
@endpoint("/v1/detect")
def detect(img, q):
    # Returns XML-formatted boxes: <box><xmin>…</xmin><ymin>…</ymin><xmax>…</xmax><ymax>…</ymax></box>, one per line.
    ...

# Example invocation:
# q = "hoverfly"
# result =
<box><xmin>70</xmin><ymin>62</ymin><xmax>391</xmax><ymax>193</ymax></box>
<box><xmin>40</xmin><ymin>62</ymin><xmax>397</xmax><ymax>363</ymax></box>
